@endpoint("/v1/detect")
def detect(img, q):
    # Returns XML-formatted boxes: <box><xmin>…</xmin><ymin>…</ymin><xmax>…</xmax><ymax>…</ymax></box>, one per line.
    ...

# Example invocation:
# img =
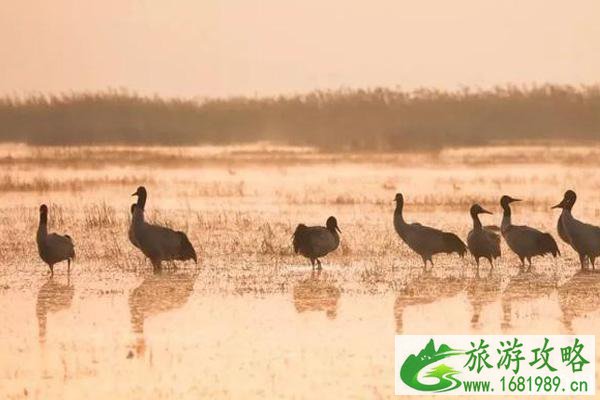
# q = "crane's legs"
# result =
<box><xmin>579</xmin><ymin>254</ymin><xmax>587</xmax><ymax>270</ymax></box>
<box><xmin>151</xmin><ymin>259</ymin><xmax>162</xmax><ymax>274</ymax></box>
<box><xmin>421</xmin><ymin>257</ymin><xmax>434</xmax><ymax>271</ymax></box>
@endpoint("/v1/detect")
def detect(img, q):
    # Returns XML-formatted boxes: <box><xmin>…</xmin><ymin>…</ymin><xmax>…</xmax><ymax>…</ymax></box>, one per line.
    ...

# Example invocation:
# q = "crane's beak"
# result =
<box><xmin>336</xmin><ymin>225</ymin><xmax>342</xmax><ymax>234</ymax></box>
<box><xmin>551</xmin><ymin>201</ymin><xmax>563</xmax><ymax>209</ymax></box>
<box><xmin>131</xmin><ymin>191</ymin><xmax>138</xmax><ymax>196</ymax></box>
<box><xmin>510</xmin><ymin>198</ymin><xmax>522</xmax><ymax>203</ymax></box>
<box><xmin>480</xmin><ymin>208</ymin><xmax>493</xmax><ymax>215</ymax></box>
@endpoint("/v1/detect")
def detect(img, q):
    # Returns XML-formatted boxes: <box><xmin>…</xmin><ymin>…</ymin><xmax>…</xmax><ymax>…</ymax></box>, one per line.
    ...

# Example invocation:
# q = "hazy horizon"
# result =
<box><xmin>1</xmin><ymin>0</ymin><xmax>599</xmax><ymax>99</ymax></box>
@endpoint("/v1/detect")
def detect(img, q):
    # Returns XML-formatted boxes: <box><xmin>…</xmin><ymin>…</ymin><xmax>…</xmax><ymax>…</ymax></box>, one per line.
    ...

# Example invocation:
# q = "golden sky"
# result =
<box><xmin>0</xmin><ymin>0</ymin><xmax>598</xmax><ymax>98</ymax></box>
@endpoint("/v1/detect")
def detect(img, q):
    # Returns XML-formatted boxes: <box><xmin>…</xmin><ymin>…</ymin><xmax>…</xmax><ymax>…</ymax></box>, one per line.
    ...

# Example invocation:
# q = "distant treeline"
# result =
<box><xmin>1</xmin><ymin>85</ymin><xmax>599</xmax><ymax>150</ymax></box>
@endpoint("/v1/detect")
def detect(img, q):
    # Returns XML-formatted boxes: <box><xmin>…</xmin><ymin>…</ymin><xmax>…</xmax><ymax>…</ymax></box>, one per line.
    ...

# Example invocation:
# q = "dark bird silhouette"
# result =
<box><xmin>393</xmin><ymin>193</ymin><xmax>467</xmax><ymax>268</ymax></box>
<box><xmin>552</xmin><ymin>190</ymin><xmax>600</xmax><ymax>270</ymax></box>
<box><xmin>467</xmin><ymin>204</ymin><xmax>501</xmax><ymax>270</ymax></box>
<box><xmin>36</xmin><ymin>204</ymin><xmax>75</xmax><ymax>276</ymax></box>
<box><xmin>292</xmin><ymin>216</ymin><xmax>341</xmax><ymax>270</ymax></box>
<box><xmin>131</xmin><ymin>186</ymin><xmax>197</xmax><ymax>272</ymax></box>
<box><xmin>500</xmin><ymin>195</ymin><xmax>559</xmax><ymax>269</ymax></box>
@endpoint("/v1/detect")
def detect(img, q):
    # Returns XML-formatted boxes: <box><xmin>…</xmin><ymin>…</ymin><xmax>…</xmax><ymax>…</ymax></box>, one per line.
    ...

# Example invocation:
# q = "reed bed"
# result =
<box><xmin>1</xmin><ymin>85</ymin><xmax>600</xmax><ymax>150</ymax></box>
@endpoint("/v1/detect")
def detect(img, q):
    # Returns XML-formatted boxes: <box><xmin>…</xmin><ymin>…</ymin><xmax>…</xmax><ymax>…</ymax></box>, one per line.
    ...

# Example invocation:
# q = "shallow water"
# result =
<box><xmin>1</xmin><ymin>145</ymin><xmax>600</xmax><ymax>399</ymax></box>
<box><xmin>1</xmin><ymin>264</ymin><xmax>599</xmax><ymax>399</ymax></box>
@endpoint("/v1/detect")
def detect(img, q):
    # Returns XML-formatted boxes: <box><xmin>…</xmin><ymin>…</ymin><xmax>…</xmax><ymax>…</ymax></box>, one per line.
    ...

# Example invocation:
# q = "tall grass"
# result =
<box><xmin>1</xmin><ymin>84</ymin><xmax>599</xmax><ymax>150</ymax></box>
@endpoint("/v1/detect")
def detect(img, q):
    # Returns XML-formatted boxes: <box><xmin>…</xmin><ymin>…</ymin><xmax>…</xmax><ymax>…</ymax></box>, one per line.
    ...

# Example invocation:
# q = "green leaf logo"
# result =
<box><xmin>400</xmin><ymin>339</ymin><xmax>464</xmax><ymax>392</ymax></box>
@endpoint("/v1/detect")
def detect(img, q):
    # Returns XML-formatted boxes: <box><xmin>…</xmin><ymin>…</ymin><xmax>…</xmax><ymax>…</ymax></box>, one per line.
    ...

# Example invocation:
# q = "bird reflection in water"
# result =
<box><xmin>466</xmin><ymin>274</ymin><xmax>501</xmax><ymax>329</ymax></box>
<box><xmin>501</xmin><ymin>271</ymin><xmax>558</xmax><ymax>330</ymax></box>
<box><xmin>36</xmin><ymin>276</ymin><xmax>75</xmax><ymax>344</ymax></box>
<box><xmin>558</xmin><ymin>271</ymin><xmax>600</xmax><ymax>332</ymax></box>
<box><xmin>129</xmin><ymin>270</ymin><xmax>198</xmax><ymax>357</ymax></box>
<box><xmin>292</xmin><ymin>270</ymin><xmax>341</xmax><ymax>319</ymax></box>
<box><xmin>394</xmin><ymin>275</ymin><xmax>465</xmax><ymax>333</ymax></box>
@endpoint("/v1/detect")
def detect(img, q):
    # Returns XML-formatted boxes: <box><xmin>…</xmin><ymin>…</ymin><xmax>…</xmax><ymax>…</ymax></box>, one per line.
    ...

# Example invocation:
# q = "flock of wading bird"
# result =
<box><xmin>36</xmin><ymin>187</ymin><xmax>600</xmax><ymax>275</ymax></box>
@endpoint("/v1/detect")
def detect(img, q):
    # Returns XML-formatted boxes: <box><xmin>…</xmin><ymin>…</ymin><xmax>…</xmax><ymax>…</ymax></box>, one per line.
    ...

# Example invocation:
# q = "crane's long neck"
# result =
<box><xmin>394</xmin><ymin>201</ymin><xmax>407</xmax><ymax>237</ymax></box>
<box><xmin>394</xmin><ymin>201</ymin><xmax>406</xmax><ymax>225</ymax></box>
<box><xmin>137</xmin><ymin>191</ymin><xmax>147</xmax><ymax>210</ymax></box>
<box><xmin>132</xmin><ymin>207</ymin><xmax>145</xmax><ymax>227</ymax></box>
<box><xmin>561</xmin><ymin>207</ymin><xmax>573</xmax><ymax>222</ymax></box>
<box><xmin>38</xmin><ymin>213</ymin><xmax>48</xmax><ymax>237</ymax></box>
<box><xmin>471</xmin><ymin>210</ymin><xmax>483</xmax><ymax>230</ymax></box>
<box><xmin>501</xmin><ymin>203</ymin><xmax>512</xmax><ymax>231</ymax></box>
<box><xmin>560</xmin><ymin>199</ymin><xmax>575</xmax><ymax>222</ymax></box>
